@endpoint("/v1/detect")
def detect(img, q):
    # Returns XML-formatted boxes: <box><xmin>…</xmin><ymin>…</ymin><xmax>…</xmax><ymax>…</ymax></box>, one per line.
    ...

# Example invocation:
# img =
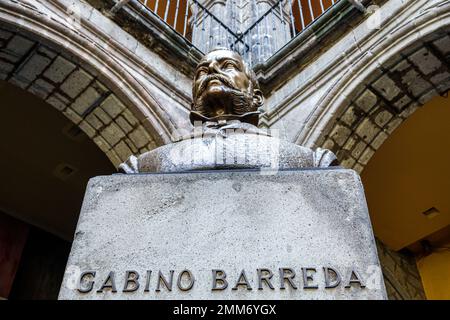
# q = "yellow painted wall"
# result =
<box><xmin>362</xmin><ymin>96</ymin><xmax>450</xmax><ymax>251</ymax></box>
<box><xmin>416</xmin><ymin>243</ymin><xmax>450</xmax><ymax>300</ymax></box>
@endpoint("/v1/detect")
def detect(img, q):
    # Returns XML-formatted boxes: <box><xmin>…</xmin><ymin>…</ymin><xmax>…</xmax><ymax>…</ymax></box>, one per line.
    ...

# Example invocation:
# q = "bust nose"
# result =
<box><xmin>208</xmin><ymin>61</ymin><xmax>220</xmax><ymax>74</ymax></box>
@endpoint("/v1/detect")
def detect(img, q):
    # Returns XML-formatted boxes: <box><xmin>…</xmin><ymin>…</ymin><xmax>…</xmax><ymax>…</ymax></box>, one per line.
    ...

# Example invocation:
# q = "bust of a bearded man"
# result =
<box><xmin>190</xmin><ymin>48</ymin><xmax>263</xmax><ymax>127</ymax></box>
<box><xmin>120</xmin><ymin>48</ymin><xmax>337</xmax><ymax>173</ymax></box>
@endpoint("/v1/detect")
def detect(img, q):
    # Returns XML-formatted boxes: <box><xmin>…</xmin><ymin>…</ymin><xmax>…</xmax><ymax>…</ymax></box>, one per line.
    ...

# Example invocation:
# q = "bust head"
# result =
<box><xmin>191</xmin><ymin>48</ymin><xmax>264</xmax><ymax>126</ymax></box>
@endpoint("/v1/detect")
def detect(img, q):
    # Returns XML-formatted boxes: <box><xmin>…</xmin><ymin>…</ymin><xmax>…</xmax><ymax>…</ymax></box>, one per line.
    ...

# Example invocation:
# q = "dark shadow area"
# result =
<box><xmin>8</xmin><ymin>227</ymin><xmax>71</xmax><ymax>300</ymax></box>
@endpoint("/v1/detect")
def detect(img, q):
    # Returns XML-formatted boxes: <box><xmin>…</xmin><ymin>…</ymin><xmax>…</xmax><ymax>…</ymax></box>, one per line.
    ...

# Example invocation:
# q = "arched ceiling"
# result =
<box><xmin>0</xmin><ymin>81</ymin><xmax>115</xmax><ymax>240</ymax></box>
<box><xmin>362</xmin><ymin>95</ymin><xmax>450</xmax><ymax>251</ymax></box>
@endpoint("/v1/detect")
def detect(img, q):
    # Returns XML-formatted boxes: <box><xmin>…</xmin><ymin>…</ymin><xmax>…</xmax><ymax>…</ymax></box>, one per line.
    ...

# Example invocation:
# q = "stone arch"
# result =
<box><xmin>0</xmin><ymin>0</ymin><xmax>179</xmax><ymax>168</ymax></box>
<box><xmin>294</xmin><ymin>1</ymin><xmax>450</xmax><ymax>173</ymax></box>
<box><xmin>293</xmin><ymin>1</ymin><xmax>450</xmax><ymax>300</ymax></box>
<box><xmin>320</xmin><ymin>30</ymin><xmax>450</xmax><ymax>172</ymax></box>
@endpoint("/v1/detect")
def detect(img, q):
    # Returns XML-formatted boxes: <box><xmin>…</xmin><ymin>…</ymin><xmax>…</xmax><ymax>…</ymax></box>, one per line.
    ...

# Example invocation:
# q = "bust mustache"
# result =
<box><xmin>193</xmin><ymin>74</ymin><xmax>255</xmax><ymax>120</ymax></box>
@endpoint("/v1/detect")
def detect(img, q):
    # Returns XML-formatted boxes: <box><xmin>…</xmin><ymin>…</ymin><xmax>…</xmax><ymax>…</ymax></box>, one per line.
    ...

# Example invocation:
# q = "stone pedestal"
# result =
<box><xmin>59</xmin><ymin>169</ymin><xmax>387</xmax><ymax>300</ymax></box>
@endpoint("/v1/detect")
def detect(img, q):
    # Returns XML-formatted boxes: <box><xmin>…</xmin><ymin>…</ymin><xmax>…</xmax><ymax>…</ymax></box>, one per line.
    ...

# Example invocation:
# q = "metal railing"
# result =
<box><xmin>136</xmin><ymin>0</ymin><xmax>341</xmax><ymax>66</ymax></box>
<box><xmin>138</xmin><ymin>0</ymin><xmax>245</xmax><ymax>52</ymax></box>
<box><xmin>138</xmin><ymin>0</ymin><xmax>193</xmax><ymax>39</ymax></box>
<box><xmin>237</xmin><ymin>0</ymin><xmax>338</xmax><ymax>65</ymax></box>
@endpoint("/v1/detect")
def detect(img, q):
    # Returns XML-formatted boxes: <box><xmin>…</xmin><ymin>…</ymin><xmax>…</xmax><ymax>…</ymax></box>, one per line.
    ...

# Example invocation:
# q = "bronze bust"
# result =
<box><xmin>120</xmin><ymin>49</ymin><xmax>337</xmax><ymax>173</ymax></box>
<box><xmin>190</xmin><ymin>48</ymin><xmax>263</xmax><ymax>127</ymax></box>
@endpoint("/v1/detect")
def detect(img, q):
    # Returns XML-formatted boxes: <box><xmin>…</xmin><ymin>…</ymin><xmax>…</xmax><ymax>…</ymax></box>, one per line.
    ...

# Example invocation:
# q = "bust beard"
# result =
<box><xmin>193</xmin><ymin>86</ymin><xmax>257</xmax><ymax>120</ymax></box>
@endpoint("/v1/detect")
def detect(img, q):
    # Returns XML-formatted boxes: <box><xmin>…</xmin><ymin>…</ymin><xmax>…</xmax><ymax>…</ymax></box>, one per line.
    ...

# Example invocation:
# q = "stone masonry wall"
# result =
<box><xmin>0</xmin><ymin>26</ymin><xmax>157</xmax><ymax>168</ymax></box>
<box><xmin>376</xmin><ymin>240</ymin><xmax>426</xmax><ymax>300</ymax></box>
<box><xmin>320</xmin><ymin>30</ymin><xmax>450</xmax><ymax>174</ymax></box>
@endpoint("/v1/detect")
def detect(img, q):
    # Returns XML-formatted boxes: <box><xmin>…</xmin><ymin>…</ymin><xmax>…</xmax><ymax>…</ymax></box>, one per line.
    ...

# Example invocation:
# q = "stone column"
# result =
<box><xmin>226</xmin><ymin>0</ymin><xmax>286</xmax><ymax>64</ymax></box>
<box><xmin>244</xmin><ymin>0</ymin><xmax>293</xmax><ymax>65</ymax></box>
<box><xmin>188</xmin><ymin>0</ymin><xmax>291</xmax><ymax>64</ymax></box>
<box><xmin>189</xmin><ymin>0</ymin><xmax>230</xmax><ymax>53</ymax></box>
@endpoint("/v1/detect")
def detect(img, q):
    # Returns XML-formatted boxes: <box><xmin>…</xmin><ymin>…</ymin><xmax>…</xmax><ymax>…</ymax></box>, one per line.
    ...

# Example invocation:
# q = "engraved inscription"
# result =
<box><xmin>76</xmin><ymin>267</ymin><xmax>367</xmax><ymax>294</ymax></box>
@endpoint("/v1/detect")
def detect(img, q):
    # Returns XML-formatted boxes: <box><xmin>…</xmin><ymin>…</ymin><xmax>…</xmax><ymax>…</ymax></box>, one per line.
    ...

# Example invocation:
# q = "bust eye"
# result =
<box><xmin>223</xmin><ymin>62</ymin><xmax>237</xmax><ymax>70</ymax></box>
<box><xmin>196</xmin><ymin>68</ymin><xmax>208</xmax><ymax>78</ymax></box>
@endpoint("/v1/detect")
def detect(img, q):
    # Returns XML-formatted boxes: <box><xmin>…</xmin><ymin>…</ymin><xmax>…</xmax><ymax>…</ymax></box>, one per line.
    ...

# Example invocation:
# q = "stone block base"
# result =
<box><xmin>59</xmin><ymin>169</ymin><xmax>387</xmax><ymax>300</ymax></box>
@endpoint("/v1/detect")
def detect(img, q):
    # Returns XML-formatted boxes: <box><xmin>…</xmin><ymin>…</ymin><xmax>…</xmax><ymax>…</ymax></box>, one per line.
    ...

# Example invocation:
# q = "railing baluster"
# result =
<box><xmin>307</xmin><ymin>0</ymin><xmax>315</xmax><ymax>21</ymax></box>
<box><xmin>182</xmin><ymin>0</ymin><xmax>189</xmax><ymax>37</ymax></box>
<box><xmin>320</xmin><ymin>0</ymin><xmax>325</xmax><ymax>14</ymax></box>
<box><xmin>174</xmin><ymin>0</ymin><xmax>180</xmax><ymax>31</ymax></box>
<box><xmin>154</xmin><ymin>0</ymin><xmax>159</xmax><ymax>14</ymax></box>
<box><xmin>287</xmin><ymin>0</ymin><xmax>296</xmax><ymax>37</ymax></box>
<box><xmin>164</xmin><ymin>0</ymin><xmax>170</xmax><ymax>22</ymax></box>
<box><xmin>297</xmin><ymin>0</ymin><xmax>305</xmax><ymax>30</ymax></box>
